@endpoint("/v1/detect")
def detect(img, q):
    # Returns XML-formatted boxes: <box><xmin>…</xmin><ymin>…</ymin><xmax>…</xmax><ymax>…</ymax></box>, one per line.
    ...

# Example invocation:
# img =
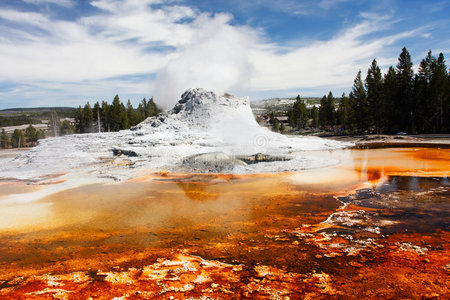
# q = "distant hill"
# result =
<box><xmin>0</xmin><ymin>107</ymin><xmax>75</xmax><ymax>117</ymax></box>
<box><xmin>250</xmin><ymin>97</ymin><xmax>322</xmax><ymax>116</ymax></box>
<box><xmin>0</xmin><ymin>107</ymin><xmax>76</xmax><ymax>127</ymax></box>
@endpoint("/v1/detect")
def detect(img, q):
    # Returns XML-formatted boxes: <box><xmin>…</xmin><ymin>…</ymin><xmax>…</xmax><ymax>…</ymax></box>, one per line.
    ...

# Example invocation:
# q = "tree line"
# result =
<box><xmin>0</xmin><ymin>110</ymin><xmax>71</xmax><ymax>149</ymax></box>
<box><xmin>1</xmin><ymin>96</ymin><xmax>162</xmax><ymax>148</ymax></box>
<box><xmin>284</xmin><ymin>47</ymin><xmax>449</xmax><ymax>134</ymax></box>
<box><xmin>1</xmin><ymin>126</ymin><xmax>45</xmax><ymax>149</ymax></box>
<box><xmin>75</xmin><ymin>95</ymin><xmax>161</xmax><ymax>133</ymax></box>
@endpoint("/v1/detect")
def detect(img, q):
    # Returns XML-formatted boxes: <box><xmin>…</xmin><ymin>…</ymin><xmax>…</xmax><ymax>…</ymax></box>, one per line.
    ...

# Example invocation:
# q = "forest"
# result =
<box><xmin>280</xmin><ymin>47</ymin><xmax>449</xmax><ymax>134</ymax></box>
<box><xmin>74</xmin><ymin>96</ymin><xmax>161</xmax><ymax>133</ymax></box>
<box><xmin>0</xmin><ymin>97</ymin><xmax>161</xmax><ymax>148</ymax></box>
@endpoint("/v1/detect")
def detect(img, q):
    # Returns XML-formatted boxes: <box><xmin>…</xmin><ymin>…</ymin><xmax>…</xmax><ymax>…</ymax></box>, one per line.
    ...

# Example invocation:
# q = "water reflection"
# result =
<box><xmin>0</xmin><ymin>148</ymin><xmax>448</xmax><ymax>270</ymax></box>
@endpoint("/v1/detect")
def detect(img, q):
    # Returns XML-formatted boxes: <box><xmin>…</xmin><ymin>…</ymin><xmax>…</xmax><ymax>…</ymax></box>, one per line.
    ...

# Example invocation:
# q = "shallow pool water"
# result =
<box><xmin>0</xmin><ymin>147</ymin><xmax>449</xmax><ymax>298</ymax></box>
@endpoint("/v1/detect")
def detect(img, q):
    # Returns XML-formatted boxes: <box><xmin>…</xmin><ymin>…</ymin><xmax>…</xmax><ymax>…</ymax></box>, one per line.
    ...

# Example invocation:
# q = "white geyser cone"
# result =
<box><xmin>0</xmin><ymin>88</ymin><xmax>352</xmax><ymax>182</ymax></box>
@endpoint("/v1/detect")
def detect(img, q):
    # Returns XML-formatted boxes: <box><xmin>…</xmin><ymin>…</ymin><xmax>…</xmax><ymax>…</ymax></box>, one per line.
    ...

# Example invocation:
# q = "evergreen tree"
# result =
<box><xmin>349</xmin><ymin>70</ymin><xmax>369</xmax><ymax>133</ymax></box>
<box><xmin>319</xmin><ymin>96</ymin><xmax>327</xmax><ymax>127</ymax></box>
<box><xmin>383</xmin><ymin>66</ymin><xmax>397</xmax><ymax>132</ymax></box>
<box><xmin>74</xmin><ymin>106</ymin><xmax>84</xmax><ymax>133</ymax></box>
<box><xmin>337</xmin><ymin>93</ymin><xmax>350</xmax><ymax>133</ymax></box>
<box><xmin>120</xmin><ymin>103</ymin><xmax>130</xmax><ymax>130</ymax></box>
<box><xmin>431</xmin><ymin>53</ymin><xmax>448</xmax><ymax>132</ymax></box>
<box><xmin>319</xmin><ymin>92</ymin><xmax>335</xmax><ymax>128</ymax></box>
<box><xmin>127</xmin><ymin>100</ymin><xmax>138</xmax><ymax>126</ymax></box>
<box><xmin>395</xmin><ymin>47</ymin><xmax>414</xmax><ymax>133</ymax></box>
<box><xmin>136</xmin><ymin>103</ymin><xmax>145</xmax><ymax>123</ymax></box>
<box><xmin>288</xmin><ymin>95</ymin><xmax>308</xmax><ymax>128</ymax></box>
<box><xmin>279</xmin><ymin>122</ymin><xmax>286</xmax><ymax>133</ymax></box>
<box><xmin>93</xmin><ymin>102</ymin><xmax>100</xmax><ymax>122</ymax></box>
<box><xmin>109</xmin><ymin>95</ymin><xmax>123</xmax><ymax>132</ymax></box>
<box><xmin>82</xmin><ymin>102</ymin><xmax>94</xmax><ymax>132</ymax></box>
<box><xmin>311</xmin><ymin>105</ymin><xmax>319</xmax><ymax>128</ymax></box>
<box><xmin>38</xmin><ymin>129</ymin><xmax>46</xmax><ymax>140</ymax></box>
<box><xmin>415</xmin><ymin>50</ymin><xmax>436</xmax><ymax>132</ymax></box>
<box><xmin>365</xmin><ymin>59</ymin><xmax>384</xmax><ymax>133</ymax></box>
<box><xmin>24</xmin><ymin>125</ymin><xmax>38</xmax><ymax>145</ymax></box>
<box><xmin>326</xmin><ymin>91</ymin><xmax>336</xmax><ymax>126</ymax></box>
<box><xmin>141</xmin><ymin>98</ymin><xmax>148</xmax><ymax>117</ymax></box>
<box><xmin>269</xmin><ymin>112</ymin><xmax>280</xmax><ymax>132</ymax></box>
<box><xmin>101</xmin><ymin>101</ymin><xmax>110</xmax><ymax>132</ymax></box>
<box><xmin>1</xmin><ymin>129</ymin><xmax>10</xmax><ymax>149</ymax></box>
<box><xmin>60</xmin><ymin>120</ymin><xmax>75</xmax><ymax>135</ymax></box>
<box><xmin>11</xmin><ymin>129</ymin><xmax>25</xmax><ymax>148</ymax></box>
<box><xmin>146</xmin><ymin>97</ymin><xmax>161</xmax><ymax>117</ymax></box>
<box><xmin>447</xmin><ymin>62</ymin><xmax>450</xmax><ymax>132</ymax></box>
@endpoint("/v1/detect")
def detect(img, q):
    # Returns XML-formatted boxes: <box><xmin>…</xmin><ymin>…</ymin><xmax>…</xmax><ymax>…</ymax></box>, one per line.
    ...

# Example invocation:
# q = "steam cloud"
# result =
<box><xmin>153</xmin><ymin>13</ymin><xmax>254</xmax><ymax>110</ymax></box>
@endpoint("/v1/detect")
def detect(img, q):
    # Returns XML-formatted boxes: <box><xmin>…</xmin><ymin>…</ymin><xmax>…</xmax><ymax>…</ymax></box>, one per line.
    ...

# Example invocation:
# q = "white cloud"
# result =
<box><xmin>23</xmin><ymin>0</ymin><xmax>75</xmax><ymax>8</ymax></box>
<box><xmin>318</xmin><ymin>0</ymin><xmax>356</xmax><ymax>10</ymax></box>
<box><xmin>0</xmin><ymin>0</ymin><xmax>195</xmax><ymax>84</ymax></box>
<box><xmin>0</xmin><ymin>0</ymin><xmax>429</xmax><ymax>108</ymax></box>
<box><xmin>248</xmin><ymin>15</ymin><xmax>421</xmax><ymax>93</ymax></box>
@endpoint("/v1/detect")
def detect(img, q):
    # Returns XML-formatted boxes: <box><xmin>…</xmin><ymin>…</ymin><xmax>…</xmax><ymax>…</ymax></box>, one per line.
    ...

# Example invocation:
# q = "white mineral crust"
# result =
<box><xmin>0</xmin><ymin>88</ymin><xmax>352</xmax><ymax>182</ymax></box>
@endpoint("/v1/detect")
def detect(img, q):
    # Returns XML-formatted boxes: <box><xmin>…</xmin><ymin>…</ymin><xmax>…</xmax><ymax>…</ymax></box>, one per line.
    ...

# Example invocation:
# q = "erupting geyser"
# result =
<box><xmin>0</xmin><ymin>88</ymin><xmax>351</xmax><ymax>182</ymax></box>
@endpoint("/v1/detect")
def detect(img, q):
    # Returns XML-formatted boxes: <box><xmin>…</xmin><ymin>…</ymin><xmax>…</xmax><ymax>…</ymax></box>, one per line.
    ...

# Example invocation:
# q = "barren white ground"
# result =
<box><xmin>0</xmin><ymin>88</ymin><xmax>352</xmax><ymax>184</ymax></box>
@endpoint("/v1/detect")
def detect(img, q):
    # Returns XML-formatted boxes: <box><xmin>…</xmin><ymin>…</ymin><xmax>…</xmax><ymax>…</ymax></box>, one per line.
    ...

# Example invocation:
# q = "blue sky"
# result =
<box><xmin>0</xmin><ymin>0</ymin><xmax>449</xmax><ymax>109</ymax></box>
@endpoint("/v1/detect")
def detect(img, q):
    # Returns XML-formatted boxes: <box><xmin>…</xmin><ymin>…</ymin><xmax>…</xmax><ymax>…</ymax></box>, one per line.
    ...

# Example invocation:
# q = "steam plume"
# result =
<box><xmin>153</xmin><ymin>13</ymin><xmax>254</xmax><ymax>109</ymax></box>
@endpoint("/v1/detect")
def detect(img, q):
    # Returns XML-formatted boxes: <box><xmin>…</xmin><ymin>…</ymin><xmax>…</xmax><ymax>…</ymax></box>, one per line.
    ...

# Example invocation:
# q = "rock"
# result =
<box><xmin>182</xmin><ymin>152</ymin><xmax>247</xmax><ymax>173</ymax></box>
<box><xmin>234</xmin><ymin>153</ymin><xmax>291</xmax><ymax>164</ymax></box>
<box><xmin>112</xmin><ymin>148</ymin><xmax>139</xmax><ymax>157</ymax></box>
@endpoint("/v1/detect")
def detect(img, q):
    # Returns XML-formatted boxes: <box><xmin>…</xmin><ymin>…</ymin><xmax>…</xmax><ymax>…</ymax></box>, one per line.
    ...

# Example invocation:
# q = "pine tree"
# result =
<box><xmin>146</xmin><ymin>97</ymin><xmax>160</xmax><ymax>117</ymax></box>
<box><xmin>60</xmin><ymin>120</ymin><xmax>75</xmax><ymax>135</ymax></box>
<box><xmin>365</xmin><ymin>59</ymin><xmax>384</xmax><ymax>133</ymax></box>
<box><xmin>101</xmin><ymin>101</ymin><xmax>110</xmax><ymax>132</ymax></box>
<box><xmin>74</xmin><ymin>106</ymin><xmax>84</xmax><ymax>133</ymax></box>
<box><xmin>319</xmin><ymin>92</ymin><xmax>335</xmax><ymax>128</ymax></box>
<box><xmin>93</xmin><ymin>102</ymin><xmax>100</xmax><ymax>122</ymax></box>
<box><xmin>82</xmin><ymin>102</ymin><xmax>94</xmax><ymax>132</ymax></box>
<box><xmin>447</xmin><ymin>62</ymin><xmax>450</xmax><ymax>132</ymax></box>
<box><xmin>311</xmin><ymin>105</ymin><xmax>319</xmax><ymax>128</ymax></box>
<box><xmin>38</xmin><ymin>129</ymin><xmax>46</xmax><ymax>140</ymax></box>
<box><xmin>137</xmin><ymin>102</ymin><xmax>145</xmax><ymax>123</ymax></box>
<box><xmin>1</xmin><ymin>129</ymin><xmax>10</xmax><ymax>149</ymax></box>
<box><xmin>120</xmin><ymin>103</ymin><xmax>130</xmax><ymax>130</ymax></box>
<box><xmin>127</xmin><ymin>100</ymin><xmax>137</xmax><ymax>126</ymax></box>
<box><xmin>11</xmin><ymin>129</ymin><xmax>25</xmax><ymax>148</ymax></box>
<box><xmin>319</xmin><ymin>95</ymin><xmax>327</xmax><ymax>127</ymax></box>
<box><xmin>24</xmin><ymin>125</ymin><xmax>38</xmax><ymax>145</ymax></box>
<box><xmin>326</xmin><ymin>91</ymin><xmax>336</xmax><ymax>126</ymax></box>
<box><xmin>288</xmin><ymin>95</ymin><xmax>308</xmax><ymax>128</ymax></box>
<box><xmin>337</xmin><ymin>93</ymin><xmax>350</xmax><ymax>133</ymax></box>
<box><xmin>349</xmin><ymin>70</ymin><xmax>369</xmax><ymax>133</ymax></box>
<box><xmin>279</xmin><ymin>122</ymin><xmax>286</xmax><ymax>133</ymax></box>
<box><xmin>269</xmin><ymin>112</ymin><xmax>280</xmax><ymax>132</ymax></box>
<box><xmin>141</xmin><ymin>98</ymin><xmax>148</xmax><ymax>118</ymax></box>
<box><xmin>396</xmin><ymin>47</ymin><xmax>414</xmax><ymax>133</ymax></box>
<box><xmin>431</xmin><ymin>53</ymin><xmax>448</xmax><ymax>132</ymax></box>
<box><xmin>109</xmin><ymin>95</ymin><xmax>122</xmax><ymax>132</ymax></box>
<box><xmin>383</xmin><ymin>66</ymin><xmax>397</xmax><ymax>132</ymax></box>
<box><xmin>416</xmin><ymin>50</ymin><xmax>436</xmax><ymax>132</ymax></box>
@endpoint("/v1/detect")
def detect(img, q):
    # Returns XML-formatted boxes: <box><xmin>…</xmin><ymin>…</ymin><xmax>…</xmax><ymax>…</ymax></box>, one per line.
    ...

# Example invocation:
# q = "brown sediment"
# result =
<box><xmin>0</xmin><ymin>182</ymin><xmax>42</xmax><ymax>197</ymax></box>
<box><xmin>353</xmin><ymin>142</ymin><xmax>450</xmax><ymax>148</ymax></box>
<box><xmin>0</xmin><ymin>172</ymin><xmax>67</xmax><ymax>186</ymax></box>
<box><xmin>328</xmin><ymin>134</ymin><xmax>450</xmax><ymax>149</ymax></box>
<box><xmin>0</xmin><ymin>147</ymin><xmax>449</xmax><ymax>298</ymax></box>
